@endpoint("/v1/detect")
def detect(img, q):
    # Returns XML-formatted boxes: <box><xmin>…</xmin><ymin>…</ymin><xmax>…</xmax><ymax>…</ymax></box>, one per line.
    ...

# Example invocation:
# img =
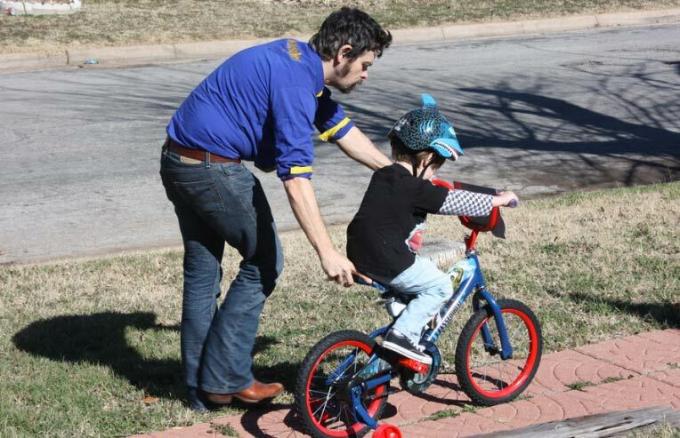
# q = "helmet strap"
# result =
<box><xmin>409</xmin><ymin>155</ymin><xmax>420</xmax><ymax>178</ymax></box>
<box><xmin>413</xmin><ymin>154</ymin><xmax>436</xmax><ymax>179</ymax></box>
<box><xmin>418</xmin><ymin>161</ymin><xmax>435</xmax><ymax>179</ymax></box>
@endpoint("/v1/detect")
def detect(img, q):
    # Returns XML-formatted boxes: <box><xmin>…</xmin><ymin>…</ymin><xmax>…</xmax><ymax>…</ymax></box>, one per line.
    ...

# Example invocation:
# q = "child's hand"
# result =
<box><xmin>492</xmin><ymin>191</ymin><xmax>519</xmax><ymax>208</ymax></box>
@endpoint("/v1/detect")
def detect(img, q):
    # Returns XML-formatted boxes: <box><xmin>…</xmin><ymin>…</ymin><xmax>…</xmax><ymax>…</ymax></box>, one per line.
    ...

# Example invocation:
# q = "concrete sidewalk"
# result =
<box><xmin>132</xmin><ymin>329</ymin><xmax>680</xmax><ymax>437</ymax></box>
<box><xmin>2</xmin><ymin>8</ymin><xmax>680</xmax><ymax>73</ymax></box>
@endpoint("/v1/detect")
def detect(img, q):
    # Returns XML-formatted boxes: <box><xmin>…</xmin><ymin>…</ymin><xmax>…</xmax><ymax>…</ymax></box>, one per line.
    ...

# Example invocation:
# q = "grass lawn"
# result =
<box><xmin>1</xmin><ymin>0</ymin><xmax>680</xmax><ymax>54</ymax></box>
<box><xmin>0</xmin><ymin>181</ymin><xmax>678</xmax><ymax>436</ymax></box>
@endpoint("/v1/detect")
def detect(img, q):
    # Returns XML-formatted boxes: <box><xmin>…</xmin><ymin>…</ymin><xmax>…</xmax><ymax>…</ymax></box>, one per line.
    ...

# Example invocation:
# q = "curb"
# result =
<box><xmin>1</xmin><ymin>8</ymin><xmax>680</xmax><ymax>73</ymax></box>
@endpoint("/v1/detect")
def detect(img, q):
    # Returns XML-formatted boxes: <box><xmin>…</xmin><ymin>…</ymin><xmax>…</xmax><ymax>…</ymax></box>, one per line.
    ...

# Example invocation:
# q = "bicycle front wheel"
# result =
<box><xmin>294</xmin><ymin>330</ymin><xmax>388</xmax><ymax>438</ymax></box>
<box><xmin>455</xmin><ymin>298</ymin><xmax>542</xmax><ymax>406</ymax></box>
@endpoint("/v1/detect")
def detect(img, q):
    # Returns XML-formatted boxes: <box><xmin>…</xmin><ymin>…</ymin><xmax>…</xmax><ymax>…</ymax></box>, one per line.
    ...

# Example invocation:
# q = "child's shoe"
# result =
<box><xmin>381</xmin><ymin>330</ymin><xmax>432</xmax><ymax>365</ymax></box>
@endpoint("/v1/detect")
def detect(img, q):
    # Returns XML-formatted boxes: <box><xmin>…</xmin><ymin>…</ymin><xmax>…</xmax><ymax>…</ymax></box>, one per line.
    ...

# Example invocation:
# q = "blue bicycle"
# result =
<box><xmin>294</xmin><ymin>180</ymin><xmax>543</xmax><ymax>438</ymax></box>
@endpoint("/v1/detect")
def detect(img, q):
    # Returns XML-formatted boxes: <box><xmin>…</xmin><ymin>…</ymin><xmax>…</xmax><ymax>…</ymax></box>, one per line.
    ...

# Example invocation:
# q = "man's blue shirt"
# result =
<box><xmin>167</xmin><ymin>39</ymin><xmax>354</xmax><ymax>180</ymax></box>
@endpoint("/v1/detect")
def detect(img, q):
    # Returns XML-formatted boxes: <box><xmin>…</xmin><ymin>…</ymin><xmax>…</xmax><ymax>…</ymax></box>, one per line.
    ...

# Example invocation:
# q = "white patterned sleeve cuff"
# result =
<box><xmin>437</xmin><ymin>190</ymin><xmax>493</xmax><ymax>217</ymax></box>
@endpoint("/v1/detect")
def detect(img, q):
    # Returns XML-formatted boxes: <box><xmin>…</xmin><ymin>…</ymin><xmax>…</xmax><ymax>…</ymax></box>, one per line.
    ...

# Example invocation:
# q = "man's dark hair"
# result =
<box><xmin>310</xmin><ymin>7</ymin><xmax>392</xmax><ymax>61</ymax></box>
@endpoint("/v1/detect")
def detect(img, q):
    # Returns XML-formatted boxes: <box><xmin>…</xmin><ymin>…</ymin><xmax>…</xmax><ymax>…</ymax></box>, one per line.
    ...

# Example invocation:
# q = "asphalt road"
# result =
<box><xmin>1</xmin><ymin>24</ymin><xmax>678</xmax><ymax>265</ymax></box>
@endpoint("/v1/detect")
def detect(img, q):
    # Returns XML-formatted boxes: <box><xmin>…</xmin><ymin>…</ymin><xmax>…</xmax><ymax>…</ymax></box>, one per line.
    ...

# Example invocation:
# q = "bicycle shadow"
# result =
<box><xmin>233</xmin><ymin>374</ymin><xmax>502</xmax><ymax>436</ymax></box>
<box><xmin>11</xmin><ymin>311</ymin><xmax>295</xmax><ymax>406</ymax></box>
<box><xmin>234</xmin><ymin>401</ymin><xmax>399</xmax><ymax>437</ymax></box>
<box><xmin>408</xmin><ymin>376</ymin><xmax>479</xmax><ymax>408</ymax></box>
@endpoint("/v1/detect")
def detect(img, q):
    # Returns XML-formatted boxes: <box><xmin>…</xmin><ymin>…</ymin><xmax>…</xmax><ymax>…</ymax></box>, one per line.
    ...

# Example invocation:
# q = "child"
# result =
<box><xmin>347</xmin><ymin>94</ymin><xmax>518</xmax><ymax>364</ymax></box>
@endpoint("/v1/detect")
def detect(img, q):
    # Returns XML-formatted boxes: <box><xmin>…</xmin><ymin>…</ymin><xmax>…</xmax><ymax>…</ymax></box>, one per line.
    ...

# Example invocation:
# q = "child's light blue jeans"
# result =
<box><xmin>386</xmin><ymin>256</ymin><xmax>454</xmax><ymax>344</ymax></box>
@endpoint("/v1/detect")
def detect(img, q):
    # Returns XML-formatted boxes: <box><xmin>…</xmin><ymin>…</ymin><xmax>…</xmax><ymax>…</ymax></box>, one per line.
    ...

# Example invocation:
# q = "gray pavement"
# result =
<box><xmin>0</xmin><ymin>19</ymin><xmax>679</xmax><ymax>265</ymax></box>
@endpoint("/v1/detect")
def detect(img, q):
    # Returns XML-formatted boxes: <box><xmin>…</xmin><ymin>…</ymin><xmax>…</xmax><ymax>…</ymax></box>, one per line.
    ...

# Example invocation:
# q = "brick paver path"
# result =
<box><xmin>132</xmin><ymin>329</ymin><xmax>680</xmax><ymax>437</ymax></box>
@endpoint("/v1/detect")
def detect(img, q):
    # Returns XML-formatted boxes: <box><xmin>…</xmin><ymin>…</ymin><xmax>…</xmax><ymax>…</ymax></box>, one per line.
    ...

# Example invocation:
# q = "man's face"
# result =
<box><xmin>334</xmin><ymin>50</ymin><xmax>376</xmax><ymax>94</ymax></box>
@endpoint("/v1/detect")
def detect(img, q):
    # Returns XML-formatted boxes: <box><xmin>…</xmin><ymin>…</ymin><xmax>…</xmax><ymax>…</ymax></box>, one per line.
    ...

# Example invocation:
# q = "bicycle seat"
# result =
<box><xmin>353</xmin><ymin>274</ymin><xmax>414</xmax><ymax>305</ymax></box>
<box><xmin>353</xmin><ymin>273</ymin><xmax>386</xmax><ymax>290</ymax></box>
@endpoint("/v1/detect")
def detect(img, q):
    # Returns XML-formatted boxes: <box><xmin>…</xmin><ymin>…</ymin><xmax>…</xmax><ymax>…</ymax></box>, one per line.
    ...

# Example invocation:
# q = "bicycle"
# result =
<box><xmin>294</xmin><ymin>180</ymin><xmax>543</xmax><ymax>438</ymax></box>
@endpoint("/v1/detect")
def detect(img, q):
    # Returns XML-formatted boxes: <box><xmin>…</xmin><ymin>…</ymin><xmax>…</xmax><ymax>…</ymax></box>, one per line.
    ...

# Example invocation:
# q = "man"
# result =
<box><xmin>160</xmin><ymin>7</ymin><xmax>392</xmax><ymax>411</ymax></box>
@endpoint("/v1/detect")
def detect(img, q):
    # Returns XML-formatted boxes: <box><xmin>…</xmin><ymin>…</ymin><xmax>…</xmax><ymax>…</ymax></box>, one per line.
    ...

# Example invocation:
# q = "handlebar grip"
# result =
<box><xmin>507</xmin><ymin>199</ymin><xmax>519</xmax><ymax>208</ymax></box>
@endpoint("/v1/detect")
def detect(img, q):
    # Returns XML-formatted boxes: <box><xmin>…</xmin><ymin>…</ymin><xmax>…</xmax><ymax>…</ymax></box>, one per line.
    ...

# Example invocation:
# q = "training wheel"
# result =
<box><xmin>372</xmin><ymin>423</ymin><xmax>402</xmax><ymax>438</ymax></box>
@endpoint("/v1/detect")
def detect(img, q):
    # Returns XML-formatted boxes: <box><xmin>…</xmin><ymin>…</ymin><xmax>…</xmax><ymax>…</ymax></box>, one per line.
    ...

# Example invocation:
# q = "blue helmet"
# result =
<box><xmin>388</xmin><ymin>94</ymin><xmax>463</xmax><ymax>160</ymax></box>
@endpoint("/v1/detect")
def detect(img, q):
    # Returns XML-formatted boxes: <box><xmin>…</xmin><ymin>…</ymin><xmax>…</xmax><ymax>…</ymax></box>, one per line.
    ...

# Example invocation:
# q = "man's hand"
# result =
<box><xmin>283</xmin><ymin>177</ymin><xmax>359</xmax><ymax>287</ymax></box>
<box><xmin>320</xmin><ymin>249</ymin><xmax>356</xmax><ymax>287</ymax></box>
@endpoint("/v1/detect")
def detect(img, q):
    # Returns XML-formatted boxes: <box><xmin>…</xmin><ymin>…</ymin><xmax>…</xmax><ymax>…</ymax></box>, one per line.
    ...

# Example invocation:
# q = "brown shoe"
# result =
<box><xmin>202</xmin><ymin>380</ymin><xmax>284</xmax><ymax>405</ymax></box>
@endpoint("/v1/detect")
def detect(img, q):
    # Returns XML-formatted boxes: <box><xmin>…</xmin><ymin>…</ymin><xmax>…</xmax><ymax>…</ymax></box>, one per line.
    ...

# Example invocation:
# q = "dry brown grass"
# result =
<box><xmin>1</xmin><ymin>0</ymin><xmax>680</xmax><ymax>54</ymax></box>
<box><xmin>428</xmin><ymin>183</ymin><xmax>679</xmax><ymax>352</ymax></box>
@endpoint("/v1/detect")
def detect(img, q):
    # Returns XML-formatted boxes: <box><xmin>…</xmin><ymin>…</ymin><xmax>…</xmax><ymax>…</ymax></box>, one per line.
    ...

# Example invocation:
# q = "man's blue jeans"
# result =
<box><xmin>160</xmin><ymin>148</ymin><xmax>283</xmax><ymax>405</ymax></box>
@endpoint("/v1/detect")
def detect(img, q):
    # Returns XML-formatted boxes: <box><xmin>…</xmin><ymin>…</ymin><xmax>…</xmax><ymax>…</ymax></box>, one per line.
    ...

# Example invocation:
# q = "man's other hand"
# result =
<box><xmin>320</xmin><ymin>249</ymin><xmax>356</xmax><ymax>287</ymax></box>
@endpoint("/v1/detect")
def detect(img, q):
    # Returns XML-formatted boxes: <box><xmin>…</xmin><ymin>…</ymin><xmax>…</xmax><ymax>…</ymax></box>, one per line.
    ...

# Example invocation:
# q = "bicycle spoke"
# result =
<box><xmin>498</xmin><ymin>360</ymin><xmax>504</xmax><ymax>389</ymax></box>
<box><xmin>313</xmin><ymin>392</ymin><xmax>331</xmax><ymax>419</ymax></box>
<box><xmin>339</xmin><ymin>403</ymin><xmax>354</xmax><ymax>431</ymax></box>
<box><xmin>299</xmin><ymin>333</ymin><xmax>390</xmax><ymax>437</ymax></box>
<box><xmin>466</xmin><ymin>307</ymin><xmax>541</xmax><ymax>398</ymax></box>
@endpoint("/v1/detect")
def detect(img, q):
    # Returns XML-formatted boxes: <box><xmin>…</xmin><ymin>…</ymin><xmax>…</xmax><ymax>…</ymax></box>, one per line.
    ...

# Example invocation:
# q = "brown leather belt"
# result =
<box><xmin>165</xmin><ymin>137</ymin><xmax>241</xmax><ymax>164</ymax></box>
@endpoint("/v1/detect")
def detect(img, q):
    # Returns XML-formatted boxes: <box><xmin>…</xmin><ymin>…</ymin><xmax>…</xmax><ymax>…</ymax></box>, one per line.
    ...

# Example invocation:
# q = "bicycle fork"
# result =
<box><xmin>473</xmin><ymin>289</ymin><xmax>513</xmax><ymax>360</ymax></box>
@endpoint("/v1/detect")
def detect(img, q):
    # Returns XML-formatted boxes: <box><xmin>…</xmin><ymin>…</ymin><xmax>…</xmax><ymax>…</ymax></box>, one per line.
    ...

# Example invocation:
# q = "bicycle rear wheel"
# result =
<box><xmin>455</xmin><ymin>299</ymin><xmax>542</xmax><ymax>406</ymax></box>
<box><xmin>295</xmin><ymin>330</ymin><xmax>389</xmax><ymax>438</ymax></box>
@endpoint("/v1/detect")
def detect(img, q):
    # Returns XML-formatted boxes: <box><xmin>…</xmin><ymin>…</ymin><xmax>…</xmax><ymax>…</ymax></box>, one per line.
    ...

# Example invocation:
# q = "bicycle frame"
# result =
<box><xmin>347</xmin><ymin>229</ymin><xmax>515</xmax><ymax>430</ymax></box>
<box><xmin>426</xmin><ymin>249</ymin><xmax>513</xmax><ymax>360</ymax></box>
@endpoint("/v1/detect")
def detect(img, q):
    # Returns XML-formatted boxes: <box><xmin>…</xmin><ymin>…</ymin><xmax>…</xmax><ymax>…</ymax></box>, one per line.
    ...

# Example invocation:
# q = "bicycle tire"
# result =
<box><xmin>455</xmin><ymin>299</ymin><xmax>542</xmax><ymax>406</ymax></box>
<box><xmin>294</xmin><ymin>330</ymin><xmax>389</xmax><ymax>438</ymax></box>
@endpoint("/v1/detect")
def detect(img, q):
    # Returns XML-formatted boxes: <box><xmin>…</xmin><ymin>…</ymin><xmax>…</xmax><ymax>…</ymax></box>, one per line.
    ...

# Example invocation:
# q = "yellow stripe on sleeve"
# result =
<box><xmin>318</xmin><ymin>117</ymin><xmax>351</xmax><ymax>142</ymax></box>
<box><xmin>290</xmin><ymin>166</ymin><xmax>313</xmax><ymax>175</ymax></box>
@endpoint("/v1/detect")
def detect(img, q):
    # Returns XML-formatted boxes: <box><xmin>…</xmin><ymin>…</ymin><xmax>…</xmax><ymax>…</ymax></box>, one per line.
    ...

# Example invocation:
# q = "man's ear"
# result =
<box><xmin>335</xmin><ymin>44</ymin><xmax>354</xmax><ymax>62</ymax></box>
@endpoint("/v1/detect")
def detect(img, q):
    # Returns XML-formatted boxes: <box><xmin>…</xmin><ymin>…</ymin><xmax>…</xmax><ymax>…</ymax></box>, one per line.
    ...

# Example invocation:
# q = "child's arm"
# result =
<box><xmin>437</xmin><ymin>190</ymin><xmax>518</xmax><ymax>216</ymax></box>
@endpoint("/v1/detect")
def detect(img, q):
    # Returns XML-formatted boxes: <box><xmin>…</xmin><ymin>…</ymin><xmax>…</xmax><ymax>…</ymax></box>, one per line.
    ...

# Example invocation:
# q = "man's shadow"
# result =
<box><xmin>11</xmin><ymin>311</ymin><xmax>299</xmax><ymax>405</ymax></box>
<box><xmin>12</xmin><ymin>312</ymin><xmax>184</xmax><ymax>400</ymax></box>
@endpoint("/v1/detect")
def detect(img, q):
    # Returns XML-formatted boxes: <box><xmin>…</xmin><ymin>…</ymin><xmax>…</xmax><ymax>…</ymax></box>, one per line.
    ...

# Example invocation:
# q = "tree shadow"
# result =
<box><xmin>11</xmin><ymin>311</ymin><xmax>298</xmax><ymax>406</ymax></box>
<box><xmin>664</xmin><ymin>60</ymin><xmax>680</xmax><ymax>76</ymax></box>
<box><xmin>335</xmin><ymin>56</ymin><xmax>680</xmax><ymax>191</ymax></box>
<box><xmin>567</xmin><ymin>292</ymin><xmax>680</xmax><ymax>328</ymax></box>
<box><xmin>456</xmin><ymin>86</ymin><xmax>680</xmax><ymax>157</ymax></box>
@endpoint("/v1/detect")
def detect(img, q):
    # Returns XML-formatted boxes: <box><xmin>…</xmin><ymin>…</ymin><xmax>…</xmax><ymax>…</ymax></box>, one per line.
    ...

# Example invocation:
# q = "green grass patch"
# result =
<box><xmin>425</xmin><ymin>409</ymin><xmax>460</xmax><ymax>421</ymax></box>
<box><xmin>1</xmin><ymin>0</ymin><xmax>680</xmax><ymax>54</ymax></box>
<box><xmin>566</xmin><ymin>380</ymin><xmax>594</xmax><ymax>391</ymax></box>
<box><xmin>601</xmin><ymin>376</ymin><xmax>628</xmax><ymax>384</ymax></box>
<box><xmin>1</xmin><ymin>181</ymin><xmax>679</xmax><ymax>435</ymax></box>
<box><xmin>211</xmin><ymin>422</ymin><xmax>239</xmax><ymax>437</ymax></box>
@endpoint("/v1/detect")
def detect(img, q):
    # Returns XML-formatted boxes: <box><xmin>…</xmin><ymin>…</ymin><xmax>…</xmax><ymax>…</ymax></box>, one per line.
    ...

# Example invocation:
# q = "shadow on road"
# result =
<box><xmin>344</xmin><ymin>59</ymin><xmax>680</xmax><ymax>189</ymax></box>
